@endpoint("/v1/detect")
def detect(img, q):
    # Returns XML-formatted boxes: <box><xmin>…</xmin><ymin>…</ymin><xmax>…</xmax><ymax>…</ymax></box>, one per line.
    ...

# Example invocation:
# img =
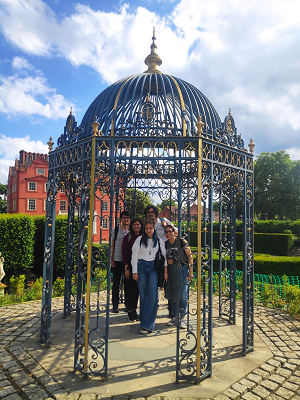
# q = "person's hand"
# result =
<box><xmin>111</xmin><ymin>260</ymin><xmax>115</xmax><ymax>268</ymax></box>
<box><xmin>164</xmin><ymin>271</ymin><xmax>168</xmax><ymax>283</ymax></box>
<box><xmin>187</xmin><ymin>272</ymin><xmax>194</xmax><ymax>281</ymax></box>
<box><xmin>133</xmin><ymin>273</ymin><xmax>138</xmax><ymax>281</ymax></box>
<box><xmin>161</xmin><ymin>220</ymin><xmax>167</xmax><ymax>228</ymax></box>
<box><xmin>125</xmin><ymin>269</ymin><xmax>130</xmax><ymax>279</ymax></box>
<box><xmin>167</xmin><ymin>259</ymin><xmax>173</xmax><ymax>265</ymax></box>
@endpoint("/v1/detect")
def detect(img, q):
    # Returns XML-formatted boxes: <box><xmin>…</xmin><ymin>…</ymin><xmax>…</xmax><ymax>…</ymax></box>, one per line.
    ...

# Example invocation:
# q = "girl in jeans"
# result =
<box><xmin>132</xmin><ymin>220</ymin><xmax>167</xmax><ymax>334</ymax></box>
<box><xmin>122</xmin><ymin>217</ymin><xmax>144</xmax><ymax>322</ymax></box>
<box><xmin>164</xmin><ymin>225</ymin><xmax>194</xmax><ymax>329</ymax></box>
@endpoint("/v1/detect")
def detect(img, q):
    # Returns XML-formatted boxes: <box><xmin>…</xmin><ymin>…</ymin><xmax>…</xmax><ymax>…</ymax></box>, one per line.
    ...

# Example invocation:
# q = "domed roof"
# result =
<box><xmin>79</xmin><ymin>30</ymin><xmax>221</xmax><ymax>139</ymax></box>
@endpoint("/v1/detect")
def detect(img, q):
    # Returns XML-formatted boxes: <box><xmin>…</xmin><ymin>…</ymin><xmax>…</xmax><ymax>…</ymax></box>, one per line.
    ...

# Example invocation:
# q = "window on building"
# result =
<box><xmin>28</xmin><ymin>199</ymin><xmax>36</xmax><ymax>210</ymax></box>
<box><xmin>28</xmin><ymin>182</ymin><xmax>37</xmax><ymax>191</ymax></box>
<box><xmin>102</xmin><ymin>201</ymin><xmax>108</xmax><ymax>211</ymax></box>
<box><xmin>45</xmin><ymin>183</ymin><xmax>48</xmax><ymax>192</ymax></box>
<box><xmin>44</xmin><ymin>199</ymin><xmax>47</xmax><ymax>211</ymax></box>
<box><xmin>60</xmin><ymin>200</ymin><xmax>67</xmax><ymax>211</ymax></box>
<box><xmin>12</xmin><ymin>183</ymin><xmax>17</xmax><ymax>193</ymax></box>
<box><xmin>37</xmin><ymin>168</ymin><xmax>45</xmax><ymax>175</ymax></box>
<box><xmin>12</xmin><ymin>199</ymin><xmax>16</xmax><ymax>211</ymax></box>
<box><xmin>7</xmin><ymin>203</ymin><xmax>10</xmax><ymax>212</ymax></box>
<box><xmin>7</xmin><ymin>188</ymin><xmax>10</xmax><ymax>196</ymax></box>
<box><xmin>102</xmin><ymin>218</ymin><xmax>108</xmax><ymax>229</ymax></box>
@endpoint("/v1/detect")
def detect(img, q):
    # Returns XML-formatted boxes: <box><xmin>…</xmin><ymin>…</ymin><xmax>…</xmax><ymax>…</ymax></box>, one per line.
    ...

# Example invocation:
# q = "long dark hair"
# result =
<box><xmin>140</xmin><ymin>219</ymin><xmax>157</xmax><ymax>248</ymax></box>
<box><xmin>129</xmin><ymin>217</ymin><xmax>143</xmax><ymax>236</ymax></box>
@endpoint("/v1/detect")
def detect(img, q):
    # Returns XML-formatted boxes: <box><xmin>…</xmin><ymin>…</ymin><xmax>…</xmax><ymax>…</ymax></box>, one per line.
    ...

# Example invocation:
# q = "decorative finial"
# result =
<box><xmin>70</xmin><ymin>107</ymin><xmax>73</xmax><ymax>115</ymax></box>
<box><xmin>196</xmin><ymin>116</ymin><xmax>205</xmax><ymax>136</ymax></box>
<box><xmin>248</xmin><ymin>138</ymin><xmax>255</xmax><ymax>154</ymax></box>
<box><xmin>144</xmin><ymin>26</ymin><xmax>162</xmax><ymax>73</ymax></box>
<box><xmin>146</xmin><ymin>93</ymin><xmax>150</xmax><ymax>102</ymax></box>
<box><xmin>91</xmin><ymin>116</ymin><xmax>100</xmax><ymax>136</ymax></box>
<box><xmin>47</xmin><ymin>136</ymin><xmax>54</xmax><ymax>152</ymax></box>
<box><xmin>228</xmin><ymin>108</ymin><xmax>231</xmax><ymax>116</ymax></box>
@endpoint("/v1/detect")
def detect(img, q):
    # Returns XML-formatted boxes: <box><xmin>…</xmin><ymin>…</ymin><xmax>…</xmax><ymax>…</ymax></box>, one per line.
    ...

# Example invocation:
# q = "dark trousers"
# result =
<box><xmin>112</xmin><ymin>261</ymin><xmax>127</xmax><ymax>307</ymax></box>
<box><xmin>125</xmin><ymin>267</ymin><xmax>139</xmax><ymax>311</ymax></box>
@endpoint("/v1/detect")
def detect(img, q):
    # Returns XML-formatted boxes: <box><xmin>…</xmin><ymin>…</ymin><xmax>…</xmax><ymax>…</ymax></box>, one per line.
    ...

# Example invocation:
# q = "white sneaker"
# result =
<box><xmin>167</xmin><ymin>317</ymin><xmax>176</xmax><ymax>326</ymax></box>
<box><xmin>179</xmin><ymin>319</ymin><xmax>187</xmax><ymax>329</ymax></box>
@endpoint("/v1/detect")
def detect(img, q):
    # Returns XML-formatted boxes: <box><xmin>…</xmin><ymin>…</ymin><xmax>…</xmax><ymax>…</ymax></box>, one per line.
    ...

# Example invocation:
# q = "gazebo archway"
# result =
<box><xmin>40</xmin><ymin>31</ymin><xmax>254</xmax><ymax>384</ymax></box>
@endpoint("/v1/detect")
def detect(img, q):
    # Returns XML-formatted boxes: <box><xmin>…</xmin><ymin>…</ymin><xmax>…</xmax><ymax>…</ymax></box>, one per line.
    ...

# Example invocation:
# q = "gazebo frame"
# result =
<box><xmin>40</xmin><ymin>33</ymin><xmax>254</xmax><ymax>384</ymax></box>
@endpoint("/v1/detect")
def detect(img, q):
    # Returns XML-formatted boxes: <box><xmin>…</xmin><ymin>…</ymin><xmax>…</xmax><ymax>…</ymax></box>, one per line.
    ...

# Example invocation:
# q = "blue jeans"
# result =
<box><xmin>172</xmin><ymin>265</ymin><xmax>189</xmax><ymax>320</ymax></box>
<box><xmin>137</xmin><ymin>259</ymin><xmax>158</xmax><ymax>331</ymax></box>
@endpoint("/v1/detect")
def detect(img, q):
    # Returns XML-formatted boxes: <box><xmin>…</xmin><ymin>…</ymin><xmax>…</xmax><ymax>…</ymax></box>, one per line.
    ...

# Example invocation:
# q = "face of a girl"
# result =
<box><xmin>132</xmin><ymin>221</ymin><xmax>141</xmax><ymax>234</ymax></box>
<box><xmin>165</xmin><ymin>228</ymin><xmax>175</xmax><ymax>240</ymax></box>
<box><xmin>145</xmin><ymin>223</ymin><xmax>154</xmax><ymax>238</ymax></box>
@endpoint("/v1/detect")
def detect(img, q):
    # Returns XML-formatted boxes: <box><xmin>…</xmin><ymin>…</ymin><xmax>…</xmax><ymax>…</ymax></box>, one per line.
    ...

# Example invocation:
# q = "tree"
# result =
<box><xmin>0</xmin><ymin>184</ymin><xmax>7</xmax><ymax>213</ymax></box>
<box><xmin>125</xmin><ymin>189</ymin><xmax>152</xmax><ymax>219</ymax></box>
<box><xmin>157</xmin><ymin>199</ymin><xmax>177</xmax><ymax>211</ymax></box>
<box><xmin>290</xmin><ymin>160</ymin><xmax>300</xmax><ymax>220</ymax></box>
<box><xmin>254</xmin><ymin>151</ymin><xmax>298</xmax><ymax>220</ymax></box>
<box><xmin>0</xmin><ymin>184</ymin><xmax>7</xmax><ymax>195</ymax></box>
<box><xmin>213</xmin><ymin>202</ymin><xmax>219</xmax><ymax>212</ymax></box>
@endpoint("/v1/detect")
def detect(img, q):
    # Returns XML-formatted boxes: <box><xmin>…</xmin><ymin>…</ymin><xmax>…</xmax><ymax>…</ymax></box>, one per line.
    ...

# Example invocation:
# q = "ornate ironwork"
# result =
<box><xmin>41</xmin><ymin>71</ymin><xmax>254</xmax><ymax>382</ymax></box>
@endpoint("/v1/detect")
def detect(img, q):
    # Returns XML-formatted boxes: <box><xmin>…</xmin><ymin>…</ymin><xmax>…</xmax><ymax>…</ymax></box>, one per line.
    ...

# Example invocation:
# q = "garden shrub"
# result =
<box><xmin>0</xmin><ymin>214</ymin><xmax>35</xmax><ymax>280</ymax></box>
<box><xmin>9</xmin><ymin>274</ymin><xmax>26</xmax><ymax>298</ymax></box>
<box><xmin>183</xmin><ymin>220</ymin><xmax>300</xmax><ymax>235</ymax></box>
<box><xmin>189</xmin><ymin>231</ymin><xmax>293</xmax><ymax>256</ymax></box>
<box><xmin>190</xmin><ymin>247</ymin><xmax>299</xmax><ymax>277</ymax></box>
<box><xmin>210</xmin><ymin>220</ymin><xmax>300</xmax><ymax>235</ymax></box>
<box><xmin>282</xmin><ymin>276</ymin><xmax>300</xmax><ymax>315</ymax></box>
<box><xmin>54</xmin><ymin>215</ymin><xmax>69</xmax><ymax>273</ymax></box>
<box><xmin>52</xmin><ymin>277</ymin><xmax>65</xmax><ymax>297</ymax></box>
<box><xmin>32</xmin><ymin>215</ymin><xmax>46</xmax><ymax>276</ymax></box>
<box><xmin>26</xmin><ymin>277</ymin><xmax>43</xmax><ymax>301</ymax></box>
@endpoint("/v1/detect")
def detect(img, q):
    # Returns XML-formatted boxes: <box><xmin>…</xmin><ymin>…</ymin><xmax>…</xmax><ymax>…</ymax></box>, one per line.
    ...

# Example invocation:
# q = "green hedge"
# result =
<box><xmin>188</xmin><ymin>231</ymin><xmax>293</xmax><ymax>256</ymax></box>
<box><xmin>0</xmin><ymin>214</ymin><xmax>35</xmax><ymax>277</ymax></box>
<box><xmin>0</xmin><ymin>214</ymin><xmax>71</xmax><ymax>283</ymax></box>
<box><xmin>32</xmin><ymin>215</ymin><xmax>70</xmax><ymax>277</ymax></box>
<box><xmin>182</xmin><ymin>220</ymin><xmax>300</xmax><ymax>234</ymax></box>
<box><xmin>215</xmin><ymin>220</ymin><xmax>300</xmax><ymax>234</ymax></box>
<box><xmin>190</xmin><ymin>247</ymin><xmax>300</xmax><ymax>277</ymax></box>
<box><xmin>33</xmin><ymin>215</ymin><xmax>46</xmax><ymax>275</ymax></box>
<box><xmin>54</xmin><ymin>215</ymin><xmax>70</xmax><ymax>273</ymax></box>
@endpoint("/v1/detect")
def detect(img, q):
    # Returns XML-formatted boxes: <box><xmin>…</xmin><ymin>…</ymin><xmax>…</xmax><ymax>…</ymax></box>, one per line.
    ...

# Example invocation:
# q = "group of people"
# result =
<box><xmin>110</xmin><ymin>205</ymin><xmax>194</xmax><ymax>334</ymax></box>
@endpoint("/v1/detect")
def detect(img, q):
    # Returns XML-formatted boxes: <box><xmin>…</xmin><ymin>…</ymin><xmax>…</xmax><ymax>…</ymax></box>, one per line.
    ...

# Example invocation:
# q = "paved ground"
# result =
<box><xmin>1</xmin><ymin>294</ymin><xmax>300</xmax><ymax>400</ymax></box>
<box><xmin>287</xmin><ymin>247</ymin><xmax>300</xmax><ymax>257</ymax></box>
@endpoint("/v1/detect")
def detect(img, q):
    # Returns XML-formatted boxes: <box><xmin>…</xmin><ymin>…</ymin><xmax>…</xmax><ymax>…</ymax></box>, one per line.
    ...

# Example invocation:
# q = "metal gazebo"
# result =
<box><xmin>40</xmin><ymin>31</ymin><xmax>255</xmax><ymax>384</ymax></box>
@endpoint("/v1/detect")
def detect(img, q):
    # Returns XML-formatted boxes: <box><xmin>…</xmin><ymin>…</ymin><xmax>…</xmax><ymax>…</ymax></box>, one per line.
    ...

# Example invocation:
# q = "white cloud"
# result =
<box><xmin>12</xmin><ymin>56</ymin><xmax>34</xmax><ymax>70</ymax></box>
<box><xmin>0</xmin><ymin>0</ymin><xmax>300</xmax><ymax>155</ymax></box>
<box><xmin>286</xmin><ymin>147</ymin><xmax>300</xmax><ymax>161</ymax></box>
<box><xmin>0</xmin><ymin>72</ymin><xmax>75</xmax><ymax>119</ymax></box>
<box><xmin>0</xmin><ymin>133</ymin><xmax>48</xmax><ymax>183</ymax></box>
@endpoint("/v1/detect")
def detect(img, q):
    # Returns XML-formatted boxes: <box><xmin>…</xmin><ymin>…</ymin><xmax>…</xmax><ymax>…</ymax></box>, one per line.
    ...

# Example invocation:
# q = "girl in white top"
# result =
<box><xmin>131</xmin><ymin>220</ymin><xmax>167</xmax><ymax>334</ymax></box>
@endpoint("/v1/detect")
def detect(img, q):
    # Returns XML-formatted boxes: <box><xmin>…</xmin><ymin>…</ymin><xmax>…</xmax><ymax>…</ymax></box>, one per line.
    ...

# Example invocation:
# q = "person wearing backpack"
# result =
<box><xmin>164</xmin><ymin>225</ymin><xmax>194</xmax><ymax>329</ymax></box>
<box><xmin>111</xmin><ymin>210</ymin><xmax>131</xmax><ymax>313</ymax></box>
<box><xmin>122</xmin><ymin>217</ymin><xmax>144</xmax><ymax>322</ymax></box>
<box><xmin>131</xmin><ymin>220</ymin><xmax>167</xmax><ymax>334</ymax></box>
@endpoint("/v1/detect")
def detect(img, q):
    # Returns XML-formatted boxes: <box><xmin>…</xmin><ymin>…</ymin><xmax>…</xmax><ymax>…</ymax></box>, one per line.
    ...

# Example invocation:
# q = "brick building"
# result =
<box><xmin>159</xmin><ymin>203</ymin><xmax>219</xmax><ymax>222</ymax></box>
<box><xmin>7</xmin><ymin>150</ymin><xmax>115</xmax><ymax>241</ymax></box>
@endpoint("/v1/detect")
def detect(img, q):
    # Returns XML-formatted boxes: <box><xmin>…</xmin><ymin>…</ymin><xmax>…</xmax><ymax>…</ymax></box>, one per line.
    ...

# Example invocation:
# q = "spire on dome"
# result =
<box><xmin>144</xmin><ymin>27</ymin><xmax>162</xmax><ymax>73</ymax></box>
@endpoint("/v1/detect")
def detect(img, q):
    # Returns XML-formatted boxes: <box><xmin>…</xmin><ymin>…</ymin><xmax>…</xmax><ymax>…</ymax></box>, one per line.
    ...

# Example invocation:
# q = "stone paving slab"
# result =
<box><xmin>0</xmin><ymin>296</ymin><xmax>300</xmax><ymax>400</ymax></box>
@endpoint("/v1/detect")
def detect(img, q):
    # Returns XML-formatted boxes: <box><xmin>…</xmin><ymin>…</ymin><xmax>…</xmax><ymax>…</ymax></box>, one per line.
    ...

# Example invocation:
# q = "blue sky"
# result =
<box><xmin>0</xmin><ymin>0</ymin><xmax>300</xmax><ymax>183</ymax></box>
